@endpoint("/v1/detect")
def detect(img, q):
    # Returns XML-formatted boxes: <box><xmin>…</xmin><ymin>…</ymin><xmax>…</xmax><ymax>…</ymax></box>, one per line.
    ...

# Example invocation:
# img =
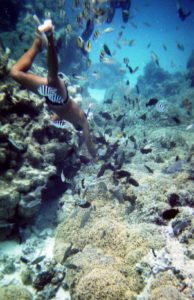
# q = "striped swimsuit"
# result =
<box><xmin>37</xmin><ymin>84</ymin><xmax>69</xmax><ymax>105</ymax></box>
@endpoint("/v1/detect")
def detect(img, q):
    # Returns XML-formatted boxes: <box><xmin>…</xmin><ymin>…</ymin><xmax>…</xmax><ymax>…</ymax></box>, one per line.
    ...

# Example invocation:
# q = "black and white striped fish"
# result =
<box><xmin>51</xmin><ymin>119</ymin><xmax>74</xmax><ymax>130</ymax></box>
<box><xmin>52</xmin><ymin>120</ymin><xmax>67</xmax><ymax>128</ymax></box>
<box><xmin>37</xmin><ymin>85</ymin><xmax>64</xmax><ymax>104</ymax></box>
<box><xmin>155</xmin><ymin>101</ymin><xmax>167</xmax><ymax>113</ymax></box>
<box><xmin>47</xmin><ymin>91</ymin><xmax>64</xmax><ymax>104</ymax></box>
<box><xmin>37</xmin><ymin>85</ymin><xmax>56</xmax><ymax>96</ymax></box>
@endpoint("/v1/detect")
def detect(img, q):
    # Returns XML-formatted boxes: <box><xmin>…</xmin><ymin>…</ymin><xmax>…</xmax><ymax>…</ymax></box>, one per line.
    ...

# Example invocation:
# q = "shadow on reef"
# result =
<box><xmin>42</xmin><ymin>175</ymin><xmax>68</xmax><ymax>202</ymax></box>
<box><xmin>1</xmin><ymin>100</ymin><xmax>40</xmax><ymax>118</ymax></box>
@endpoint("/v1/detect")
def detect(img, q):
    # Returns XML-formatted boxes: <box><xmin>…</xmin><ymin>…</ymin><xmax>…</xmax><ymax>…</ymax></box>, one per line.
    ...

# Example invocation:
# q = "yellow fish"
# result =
<box><xmin>76</xmin><ymin>36</ymin><xmax>84</xmax><ymax>48</ymax></box>
<box><xmin>66</xmin><ymin>24</ymin><xmax>72</xmax><ymax>34</ymax></box>
<box><xmin>93</xmin><ymin>30</ymin><xmax>100</xmax><ymax>41</ymax></box>
<box><xmin>117</xmin><ymin>133</ymin><xmax>123</xmax><ymax>139</ymax></box>
<box><xmin>84</xmin><ymin>40</ymin><xmax>92</xmax><ymax>53</ymax></box>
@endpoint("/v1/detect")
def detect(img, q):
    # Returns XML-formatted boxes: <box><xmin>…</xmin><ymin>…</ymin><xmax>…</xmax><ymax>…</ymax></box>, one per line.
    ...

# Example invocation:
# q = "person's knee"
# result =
<box><xmin>10</xmin><ymin>66</ymin><xmax>20</xmax><ymax>80</ymax></box>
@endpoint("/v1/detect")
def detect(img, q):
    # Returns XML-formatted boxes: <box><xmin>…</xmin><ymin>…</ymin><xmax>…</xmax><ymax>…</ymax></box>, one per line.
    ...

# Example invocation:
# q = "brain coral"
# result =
<box><xmin>74</xmin><ymin>267</ymin><xmax>131</xmax><ymax>300</ymax></box>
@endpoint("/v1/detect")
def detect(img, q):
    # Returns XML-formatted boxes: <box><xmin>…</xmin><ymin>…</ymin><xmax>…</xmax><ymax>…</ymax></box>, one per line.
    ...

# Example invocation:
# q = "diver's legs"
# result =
<box><xmin>46</xmin><ymin>31</ymin><xmax>59</xmax><ymax>83</ymax></box>
<box><xmin>10</xmin><ymin>38</ymin><xmax>47</xmax><ymax>93</ymax></box>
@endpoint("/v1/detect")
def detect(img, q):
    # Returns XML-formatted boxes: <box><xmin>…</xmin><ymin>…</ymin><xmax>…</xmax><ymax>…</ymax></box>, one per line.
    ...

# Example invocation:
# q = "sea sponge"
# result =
<box><xmin>75</xmin><ymin>267</ymin><xmax>130</xmax><ymax>300</ymax></box>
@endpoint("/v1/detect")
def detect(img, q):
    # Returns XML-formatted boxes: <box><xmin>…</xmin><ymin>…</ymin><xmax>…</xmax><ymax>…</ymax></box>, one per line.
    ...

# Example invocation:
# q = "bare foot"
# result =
<box><xmin>38</xmin><ymin>19</ymin><xmax>54</xmax><ymax>33</ymax></box>
<box><xmin>35</xmin><ymin>30</ymin><xmax>48</xmax><ymax>49</ymax></box>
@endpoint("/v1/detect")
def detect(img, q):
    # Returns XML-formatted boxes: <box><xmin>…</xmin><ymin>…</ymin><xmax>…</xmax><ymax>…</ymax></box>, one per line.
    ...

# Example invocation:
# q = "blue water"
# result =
<box><xmin>86</xmin><ymin>0</ymin><xmax>194</xmax><ymax>87</ymax></box>
<box><xmin>12</xmin><ymin>0</ymin><xmax>193</xmax><ymax>90</ymax></box>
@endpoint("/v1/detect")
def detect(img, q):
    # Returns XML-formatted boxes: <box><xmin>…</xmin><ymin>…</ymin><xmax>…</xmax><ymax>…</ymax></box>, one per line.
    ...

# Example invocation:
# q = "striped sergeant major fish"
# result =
<box><xmin>51</xmin><ymin>119</ymin><xmax>74</xmax><ymax>130</ymax></box>
<box><xmin>37</xmin><ymin>85</ymin><xmax>64</xmax><ymax>104</ymax></box>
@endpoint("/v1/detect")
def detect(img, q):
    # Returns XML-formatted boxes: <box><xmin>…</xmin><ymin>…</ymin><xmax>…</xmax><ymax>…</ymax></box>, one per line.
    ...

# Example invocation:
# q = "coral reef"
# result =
<box><xmin>0</xmin><ymin>58</ymin><xmax>80</xmax><ymax>239</ymax></box>
<box><xmin>54</xmin><ymin>195</ymin><xmax>165</xmax><ymax>298</ymax></box>
<box><xmin>0</xmin><ymin>284</ymin><xmax>32</xmax><ymax>300</ymax></box>
<box><xmin>50</xmin><ymin>66</ymin><xmax>194</xmax><ymax>298</ymax></box>
<box><xmin>149</xmin><ymin>271</ymin><xmax>188</xmax><ymax>300</ymax></box>
<box><xmin>75</xmin><ymin>267</ymin><xmax>130</xmax><ymax>300</ymax></box>
<box><xmin>0</xmin><ymin>10</ymin><xmax>194</xmax><ymax>297</ymax></box>
<box><xmin>0</xmin><ymin>47</ymin><xmax>11</xmax><ymax>79</ymax></box>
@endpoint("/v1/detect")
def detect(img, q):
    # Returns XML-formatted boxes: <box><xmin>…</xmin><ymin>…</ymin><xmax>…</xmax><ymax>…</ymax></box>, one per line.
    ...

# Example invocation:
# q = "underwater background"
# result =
<box><xmin>0</xmin><ymin>0</ymin><xmax>194</xmax><ymax>299</ymax></box>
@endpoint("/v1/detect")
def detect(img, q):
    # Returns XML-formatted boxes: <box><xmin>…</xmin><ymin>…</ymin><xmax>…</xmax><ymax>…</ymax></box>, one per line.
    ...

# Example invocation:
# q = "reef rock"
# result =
<box><xmin>0</xmin><ymin>47</ymin><xmax>11</xmax><ymax>79</ymax></box>
<box><xmin>0</xmin><ymin>61</ymin><xmax>78</xmax><ymax>234</ymax></box>
<box><xmin>0</xmin><ymin>186</ymin><xmax>20</xmax><ymax>220</ymax></box>
<box><xmin>0</xmin><ymin>285</ymin><xmax>32</xmax><ymax>300</ymax></box>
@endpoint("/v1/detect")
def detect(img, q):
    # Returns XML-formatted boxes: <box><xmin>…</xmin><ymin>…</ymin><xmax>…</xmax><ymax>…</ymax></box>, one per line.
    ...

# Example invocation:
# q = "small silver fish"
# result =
<box><xmin>101</xmin><ymin>57</ymin><xmax>115</xmax><ymax>64</ymax></box>
<box><xmin>7</xmin><ymin>137</ymin><xmax>25</xmax><ymax>152</ymax></box>
<box><xmin>151</xmin><ymin>51</ymin><xmax>160</xmax><ymax>66</ymax></box>
<box><xmin>26</xmin><ymin>199</ymin><xmax>41</xmax><ymax>209</ymax></box>
<box><xmin>61</xmin><ymin>170</ymin><xmax>65</xmax><ymax>182</ymax></box>
<box><xmin>103</xmin><ymin>27</ymin><xmax>114</xmax><ymax>33</ymax></box>
<box><xmin>61</xmin><ymin>170</ymin><xmax>73</xmax><ymax>183</ymax></box>
<box><xmin>186</xmin><ymin>123</ymin><xmax>194</xmax><ymax>130</ymax></box>
<box><xmin>155</xmin><ymin>101</ymin><xmax>167</xmax><ymax>113</ymax></box>
<box><xmin>51</xmin><ymin>120</ymin><xmax>74</xmax><ymax>130</ymax></box>
<box><xmin>31</xmin><ymin>255</ymin><xmax>46</xmax><ymax>265</ymax></box>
